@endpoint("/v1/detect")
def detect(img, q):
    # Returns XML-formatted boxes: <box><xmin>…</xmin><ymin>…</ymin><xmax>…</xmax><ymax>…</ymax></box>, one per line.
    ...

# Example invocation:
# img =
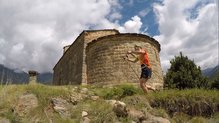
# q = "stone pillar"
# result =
<box><xmin>28</xmin><ymin>71</ymin><xmax>38</xmax><ymax>84</ymax></box>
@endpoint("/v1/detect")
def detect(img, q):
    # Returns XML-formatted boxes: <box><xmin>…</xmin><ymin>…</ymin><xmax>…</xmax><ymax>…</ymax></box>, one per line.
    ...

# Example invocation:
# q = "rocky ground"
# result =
<box><xmin>0</xmin><ymin>84</ymin><xmax>218</xmax><ymax>123</ymax></box>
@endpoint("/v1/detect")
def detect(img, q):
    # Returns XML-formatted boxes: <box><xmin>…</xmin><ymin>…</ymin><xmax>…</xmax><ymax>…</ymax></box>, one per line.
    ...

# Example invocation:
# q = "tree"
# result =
<box><xmin>164</xmin><ymin>52</ymin><xmax>209</xmax><ymax>89</ymax></box>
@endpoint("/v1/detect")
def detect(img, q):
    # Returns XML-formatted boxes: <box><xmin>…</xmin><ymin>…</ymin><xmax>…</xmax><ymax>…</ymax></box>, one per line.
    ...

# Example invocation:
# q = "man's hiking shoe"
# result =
<box><xmin>152</xmin><ymin>88</ymin><xmax>160</xmax><ymax>93</ymax></box>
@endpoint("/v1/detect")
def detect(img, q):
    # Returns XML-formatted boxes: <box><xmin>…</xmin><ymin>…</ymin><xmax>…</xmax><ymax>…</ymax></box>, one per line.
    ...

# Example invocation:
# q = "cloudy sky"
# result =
<box><xmin>0</xmin><ymin>0</ymin><xmax>218</xmax><ymax>73</ymax></box>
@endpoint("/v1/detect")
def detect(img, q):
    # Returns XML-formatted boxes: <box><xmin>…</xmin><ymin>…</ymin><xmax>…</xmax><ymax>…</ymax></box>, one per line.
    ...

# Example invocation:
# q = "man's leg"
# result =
<box><xmin>140</xmin><ymin>78</ymin><xmax>156</xmax><ymax>93</ymax></box>
<box><xmin>140</xmin><ymin>78</ymin><xmax>148</xmax><ymax>93</ymax></box>
<box><xmin>146</xmin><ymin>85</ymin><xmax>156</xmax><ymax>91</ymax></box>
<box><xmin>145</xmin><ymin>68</ymin><xmax>155</xmax><ymax>91</ymax></box>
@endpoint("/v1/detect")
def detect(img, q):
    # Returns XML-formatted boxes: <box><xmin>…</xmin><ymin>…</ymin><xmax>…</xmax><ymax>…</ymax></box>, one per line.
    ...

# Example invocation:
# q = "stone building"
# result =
<box><xmin>53</xmin><ymin>29</ymin><xmax>163</xmax><ymax>89</ymax></box>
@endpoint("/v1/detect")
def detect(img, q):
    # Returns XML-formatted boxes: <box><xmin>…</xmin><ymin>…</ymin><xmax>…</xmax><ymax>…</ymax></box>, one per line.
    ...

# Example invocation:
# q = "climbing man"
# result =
<box><xmin>125</xmin><ymin>45</ymin><xmax>155</xmax><ymax>93</ymax></box>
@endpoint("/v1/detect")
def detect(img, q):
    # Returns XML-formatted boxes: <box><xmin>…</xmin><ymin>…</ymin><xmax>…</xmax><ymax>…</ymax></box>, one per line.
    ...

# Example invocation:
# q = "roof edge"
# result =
<box><xmin>83</xmin><ymin>29</ymin><xmax>119</xmax><ymax>33</ymax></box>
<box><xmin>53</xmin><ymin>31</ymin><xmax>86</xmax><ymax>70</ymax></box>
<box><xmin>88</xmin><ymin>33</ymin><xmax>161</xmax><ymax>51</ymax></box>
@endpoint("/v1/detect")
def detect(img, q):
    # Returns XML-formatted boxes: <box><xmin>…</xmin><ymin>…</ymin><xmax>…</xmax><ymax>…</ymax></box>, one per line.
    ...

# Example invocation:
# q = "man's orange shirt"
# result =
<box><xmin>138</xmin><ymin>49</ymin><xmax>151</xmax><ymax>68</ymax></box>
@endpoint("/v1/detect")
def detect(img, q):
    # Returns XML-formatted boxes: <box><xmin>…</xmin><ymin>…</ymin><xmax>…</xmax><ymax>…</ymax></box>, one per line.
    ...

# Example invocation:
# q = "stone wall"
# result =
<box><xmin>53</xmin><ymin>33</ymin><xmax>85</xmax><ymax>85</ymax></box>
<box><xmin>81</xmin><ymin>30</ymin><xmax>119</xmax><ymax>84</ymax></box>
<box><xmin>53</xmin><ymin>29</ymin><xmax>119</xmax><ymax>85</ymax></box>
<box><xmin>86</xmin><ymin>34</ymin><xmax>163</xmax><ymax>88</ymax></box>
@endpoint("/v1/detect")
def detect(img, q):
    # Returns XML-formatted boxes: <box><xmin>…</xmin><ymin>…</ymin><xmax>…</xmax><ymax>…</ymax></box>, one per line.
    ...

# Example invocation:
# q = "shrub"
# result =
<box><xmin>211</xmin><ymin>78</ymin><xmax>219</xmax><ymax>89</ymax></box>
<box><xmin>165</xmin><ymin>52</ymin><xmax>209</xmax><ymax>89</ymax></box>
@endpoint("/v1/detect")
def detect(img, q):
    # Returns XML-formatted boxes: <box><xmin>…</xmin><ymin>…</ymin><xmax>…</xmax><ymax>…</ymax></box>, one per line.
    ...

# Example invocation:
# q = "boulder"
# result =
<box><xmin>128</xmin><ymin>108</ymin><xmax>146</xmax><ymax>122</ymax></box>
<box><xmin>51</xmin><ymin>98</ymin><xmax>71</xmax><ymax>118</ymax></box>
<box><xmin>143</xmin><ymin>113</ymin><xmax>170</xmax><ymax>123</ymax></box>
<box><xmin>112</xmin><ymin>101</ymin><xmax>128</xmax><ymax>117</ymax></box>
<box><xmin>106</xmin><ymin>100</ymin><xmax>128</xmax><ymax>117</ymax></box>
<box><xmin>14</xmin><ymin>93</ymin><xmax>38</xmax><ymax>117</ymax></box>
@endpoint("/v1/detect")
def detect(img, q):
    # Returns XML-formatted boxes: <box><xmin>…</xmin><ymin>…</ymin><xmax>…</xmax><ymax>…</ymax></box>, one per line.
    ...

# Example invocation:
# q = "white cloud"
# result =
<box><xmin>108</xmin><ymin>0</ymin><xmax>122</xmax><ymax>21</ymax></box>
<box><xmin>0</xmin><ymin>0</ymin><xmax>114</xmax><ymax>72</ymax></box>
<box><xmin>153</xmin><ymin>0</ymin><xmax>218</xmax><ymax>72</ymax></box>
<box><xmin>118</xmin><ymin>16</ymin><xmax>143</xmax><ymax>33</ymax></box>
<box><xmin>109</xmin><ymin>12</ymin><xmax>122</xmax><ymax>20</ymax></box>
<box><xmin>0</xmin><ymin>0</ymin><xmax>143</xmax><ymax>73</ymax></box>
<box><xmin>139</xmin><ymin>8</ymin><xmax>150</xmax><ymax>17</ymax></box>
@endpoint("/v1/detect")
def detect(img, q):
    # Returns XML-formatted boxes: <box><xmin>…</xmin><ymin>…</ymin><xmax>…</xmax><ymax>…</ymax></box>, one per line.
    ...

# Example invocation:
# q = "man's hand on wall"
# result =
<box><xmin>127</xmin><ymin>51</ymin><xmax>132</xmax><ymax>54</ymax></box>
<box><xmin>123</xmin><ymin>54</ymin><xmax>129</xmax><ymax>60</ymax></box>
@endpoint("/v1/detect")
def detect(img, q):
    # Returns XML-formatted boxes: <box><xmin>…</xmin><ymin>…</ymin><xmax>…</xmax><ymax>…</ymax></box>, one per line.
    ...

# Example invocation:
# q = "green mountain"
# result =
<box><xmin>202</xmin><ymin>65</ymin><xmax>219</xmax><ymax>81</ymax></box>
<box><xmin>0</xmin><ymin>64</ymin><xmax>28</xmax><ymax>84</ymax></box>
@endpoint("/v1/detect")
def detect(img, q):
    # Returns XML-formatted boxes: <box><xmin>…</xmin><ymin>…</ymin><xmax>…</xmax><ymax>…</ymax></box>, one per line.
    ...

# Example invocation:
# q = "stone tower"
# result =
<box><xmin>28</xmin><ymin>70</ymin><xmax>38</xmax><ymax>84</ymax></box>
<box><xmin>53</xmin><ymin>29</ymin><xmax>164</xmax><ymax>89</ymax></box>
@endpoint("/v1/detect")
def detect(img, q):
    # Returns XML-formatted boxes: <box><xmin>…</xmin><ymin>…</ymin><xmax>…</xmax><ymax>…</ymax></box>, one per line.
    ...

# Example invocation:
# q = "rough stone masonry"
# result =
<box><xmin>53</xmin><ymin>29</ymin><xmax>164</xmax><ymax>89</ymax></box>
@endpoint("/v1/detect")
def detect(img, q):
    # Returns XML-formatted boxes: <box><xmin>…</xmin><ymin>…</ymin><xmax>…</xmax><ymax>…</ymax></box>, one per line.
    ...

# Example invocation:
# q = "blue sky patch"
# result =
<box><xmin>116</xmin><ymin>0</ymin><xmax>162</xmax><ymax>36</ymax></box>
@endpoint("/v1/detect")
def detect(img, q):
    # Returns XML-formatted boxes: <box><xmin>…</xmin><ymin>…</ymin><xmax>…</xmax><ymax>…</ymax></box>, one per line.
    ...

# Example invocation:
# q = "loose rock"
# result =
<box><xmin>82</xmin><ymin>111</ymin><xmax>88</xmax><ymax>117</ymax></box>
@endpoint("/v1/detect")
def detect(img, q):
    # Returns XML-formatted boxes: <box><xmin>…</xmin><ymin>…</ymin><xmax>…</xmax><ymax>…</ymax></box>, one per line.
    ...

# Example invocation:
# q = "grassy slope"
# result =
<box><xmin>145</xmin><ymin>89</ymin><xmax>219</xmax><ymax>122</ymax></box>
<box><xmin>0</xmin><ymin>84</ymin><xmax>218</xmax><ymax>123</ymax></box>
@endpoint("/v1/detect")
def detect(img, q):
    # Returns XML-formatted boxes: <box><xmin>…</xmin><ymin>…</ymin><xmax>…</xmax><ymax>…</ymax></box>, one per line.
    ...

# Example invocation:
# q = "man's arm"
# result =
<box><xmin>129</xmin><ymin>52</ymin><xmax>137</xmax><ymax>58</ymax></box>
<box><xmin>127</xmin><ymin>57</ymin><xmax>138</xmax><ymax>63</ymax></box>
<box><xmin>124</xmin><ymin>55</ymin><xmax>138</xmax><ymax>63</ymax></box>
<box><xmin>127</xmin><ymin>50</ymin><xmax>145</xmax><ymax>55</ymax></box>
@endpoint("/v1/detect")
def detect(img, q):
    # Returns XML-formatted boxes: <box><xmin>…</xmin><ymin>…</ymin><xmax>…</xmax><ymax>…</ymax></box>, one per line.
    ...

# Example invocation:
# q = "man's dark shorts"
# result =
<box><xmin>140</xmin><ymin>64</ymin><xmax>152</xmax><ymax>79</ymax></box>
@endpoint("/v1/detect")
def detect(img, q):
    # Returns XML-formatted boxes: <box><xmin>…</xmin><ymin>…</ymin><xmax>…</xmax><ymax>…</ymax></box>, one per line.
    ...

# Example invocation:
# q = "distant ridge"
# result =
<box><xmin>37</xmin><ymin>72</ymin><xmax>53</xmax><ymax>84</ymax></box>
<box><xmin>0</xmin><ymin>64</ymin><xmax>28</xmax><ymax>84</ymax></box>
<box><xmin>202</xmin><ymin>65</ymin><xmax>219</xmax><ymax>81</ymax></box>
